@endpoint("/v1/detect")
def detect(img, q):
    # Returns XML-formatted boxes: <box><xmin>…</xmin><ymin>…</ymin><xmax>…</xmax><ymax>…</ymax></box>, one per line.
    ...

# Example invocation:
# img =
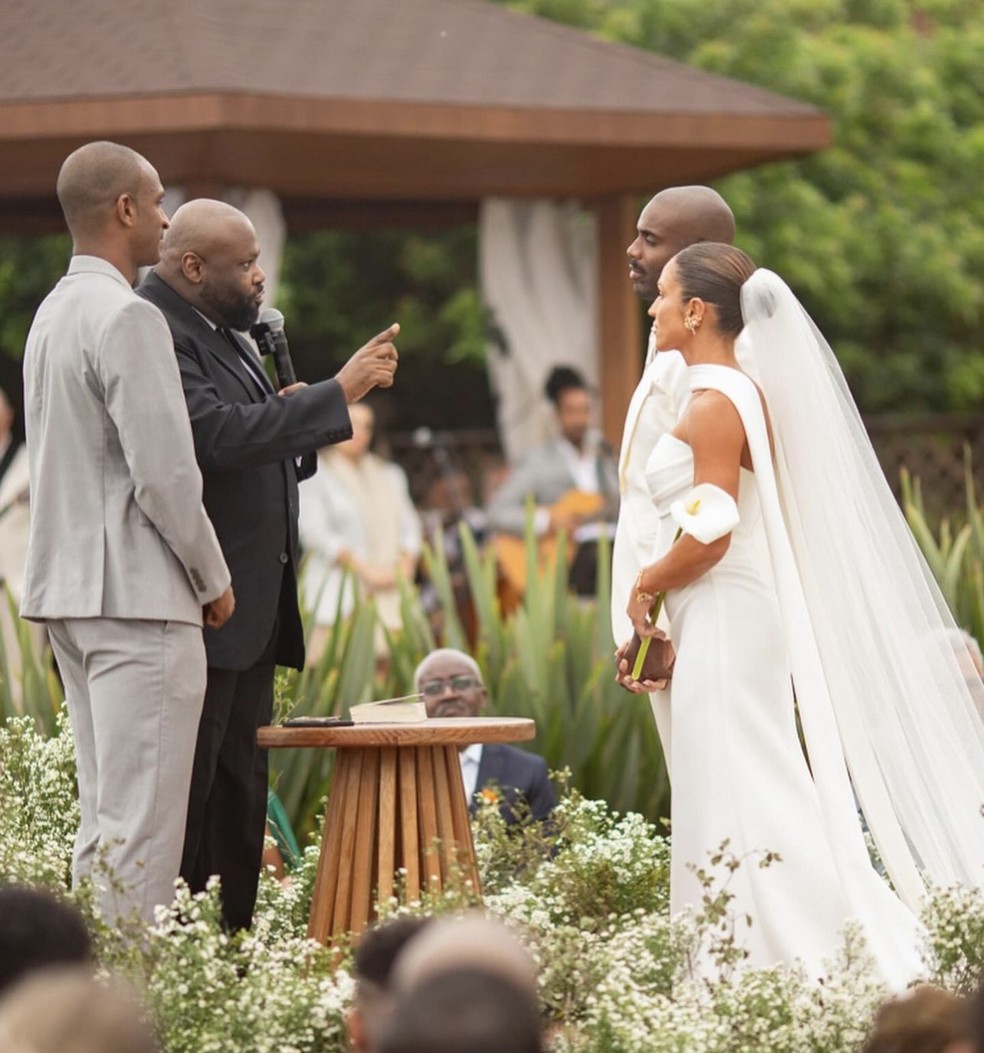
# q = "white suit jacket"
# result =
<box><xmin>20</xmin><ymin>256</ymin><xmax>229</xmax><ymax>624</ymax></box>
<box><xmin>610</xmin><ymin>343</ymin><xmax>690</xmax><ymax>645</ymax></box>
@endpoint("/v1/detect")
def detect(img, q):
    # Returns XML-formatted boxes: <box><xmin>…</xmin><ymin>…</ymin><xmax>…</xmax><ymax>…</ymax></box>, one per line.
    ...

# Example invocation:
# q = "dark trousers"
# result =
<box><xmin>180</xmin><ymin>633</ymin><xmax>277</xmax><ymax>932</ymax></box>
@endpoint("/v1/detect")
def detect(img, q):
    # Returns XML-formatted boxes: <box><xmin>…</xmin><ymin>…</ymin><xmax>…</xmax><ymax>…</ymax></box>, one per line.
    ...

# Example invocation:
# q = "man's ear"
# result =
<box><xmin>116</xmin><ymin>192</ymin><xmax>136</xmax><ymax>229</ymax></box>
<box><xmin>181</xmin><ymin>251</ymin><xmax>205</xmax><ymax>285</ymax></box>
<box><xmin>478</xmin><ymin>687</ymin><xmax>489</xmax><ymax>713</ymax></box>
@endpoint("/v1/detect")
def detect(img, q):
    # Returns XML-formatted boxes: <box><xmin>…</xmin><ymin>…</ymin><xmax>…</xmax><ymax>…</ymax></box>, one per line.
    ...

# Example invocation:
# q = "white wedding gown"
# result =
<box><xmin>644</xmin><ymin>363</ymin><xmax>922</xmax><ymax>986</ymax></box>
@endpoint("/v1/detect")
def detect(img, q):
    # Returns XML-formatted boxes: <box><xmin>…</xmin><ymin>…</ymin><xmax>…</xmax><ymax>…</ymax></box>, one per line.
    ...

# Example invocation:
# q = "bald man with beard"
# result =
<box><xmin>138</xmin><ymin>199</ymin><xmax>399</xmax><ymax>930</ymax></box>
<box><xmin>611</xmin><ymin>188</ymin><xmax>735</xmax><ymax>754</ymax></box>
<box><xmin>21</xmin><ymin>142</ymin><xmax>233</xmax><ymax>923</ymax></box>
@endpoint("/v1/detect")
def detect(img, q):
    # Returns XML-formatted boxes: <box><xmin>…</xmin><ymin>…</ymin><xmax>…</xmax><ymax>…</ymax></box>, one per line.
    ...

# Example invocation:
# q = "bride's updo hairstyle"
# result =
<box><xmin>672</xmin><ymin>242</ymin><xmax>757</xmax><ymax>338</ymax></box>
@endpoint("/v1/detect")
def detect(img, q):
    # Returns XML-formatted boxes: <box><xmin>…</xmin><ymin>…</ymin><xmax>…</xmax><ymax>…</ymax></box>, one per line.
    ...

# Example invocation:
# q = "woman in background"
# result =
<box><xmin>299</xmin><ymin>401</ymin><xmax>421</xmax><ymax>665</ymax></box>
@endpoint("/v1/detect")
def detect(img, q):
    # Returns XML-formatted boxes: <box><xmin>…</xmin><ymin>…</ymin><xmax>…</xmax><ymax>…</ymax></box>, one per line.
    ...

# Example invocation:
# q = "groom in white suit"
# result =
<box><xmin>611</xmin><ymin>187</ymin><xmax>735</xmax><ymax>765</ymax></box>
<box><xmin>20</xmin><ymin>142</ymin><xmax>235</xmax><ymax>923</ymax></box>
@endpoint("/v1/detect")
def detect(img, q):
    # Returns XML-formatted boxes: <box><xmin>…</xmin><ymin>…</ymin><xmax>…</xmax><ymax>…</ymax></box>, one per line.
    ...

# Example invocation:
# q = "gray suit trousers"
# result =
<box><xmin>48</xmin><ymin>617</ymin><xmax>206</xmax><ymax>924</ymax></box>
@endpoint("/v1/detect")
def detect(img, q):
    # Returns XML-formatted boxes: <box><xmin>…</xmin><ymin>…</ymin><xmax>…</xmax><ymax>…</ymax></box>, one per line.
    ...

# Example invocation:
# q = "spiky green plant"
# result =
<box><xmin>275</xmin><ymin>522</ymin><xmax>672</xmax><ymax>841</ymax></box>
<box><xmin>406</xmin><ymin>520</ymin><xmax>672</xmax><ymax>823</ymax></box>
<box><xmin>0</xmin><ymin>528</ymin><xmax>672</xmax><ymax>843</ymax></box>
<box><xmin>0</xmin><ymin>586</ymin><xmax>62</xmax><ymax>733</ymax></box>
<box><xmin>901</xmin><ymin>448</ymin><xmax>984</xmax><ymax>647</ymax></box>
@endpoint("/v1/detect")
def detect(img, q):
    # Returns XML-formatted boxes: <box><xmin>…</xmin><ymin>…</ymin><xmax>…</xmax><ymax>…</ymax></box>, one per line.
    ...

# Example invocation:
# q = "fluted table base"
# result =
<box><xmin>257</xmin><ymin>717</ymin><xmax>536</xmax><ymax>944</ymax></box>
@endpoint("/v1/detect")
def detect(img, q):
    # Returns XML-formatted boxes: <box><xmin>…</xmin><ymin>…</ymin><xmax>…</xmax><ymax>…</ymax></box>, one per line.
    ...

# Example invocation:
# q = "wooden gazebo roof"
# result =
<box><xmin>0</xmin><ymin>0</ymin><xmax>831</xmax><ymax>438</ymax></box>
<box><xmin>0</xmin><ymin>0</ymin><xmax>829</xmax><ymax>233</ymax></box>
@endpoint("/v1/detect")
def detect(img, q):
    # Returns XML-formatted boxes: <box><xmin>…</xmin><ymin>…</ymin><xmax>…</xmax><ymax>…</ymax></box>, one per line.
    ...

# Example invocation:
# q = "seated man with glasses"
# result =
<box><xmin>413</xmin><ymin>648</ymin><xmax>555</xmax><ymax>823</ymax></box>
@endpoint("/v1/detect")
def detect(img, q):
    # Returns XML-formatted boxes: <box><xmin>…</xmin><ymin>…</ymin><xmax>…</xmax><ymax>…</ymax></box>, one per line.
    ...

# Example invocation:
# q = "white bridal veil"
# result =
<box><xmin>739</xmin><ymin>270</ymin><xmax>984</xmax><ymax>907</ymax></box>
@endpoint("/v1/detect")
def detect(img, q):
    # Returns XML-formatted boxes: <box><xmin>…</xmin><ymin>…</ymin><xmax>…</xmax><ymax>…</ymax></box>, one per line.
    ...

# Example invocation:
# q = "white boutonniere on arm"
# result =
<box><xmin>619</xmin><ymin>483</ymin><xmax>740</xmax><ymax>687</ymax></box>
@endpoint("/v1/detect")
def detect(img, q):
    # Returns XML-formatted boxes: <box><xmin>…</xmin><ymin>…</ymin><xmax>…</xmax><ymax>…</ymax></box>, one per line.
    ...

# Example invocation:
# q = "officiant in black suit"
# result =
<box><xmin>413</xmin><ymin>648</ymin><xmax>555</xmax><ymax>823</ymax></box>
<box><xmin>139</xmin><ymin>198</ymin><xmax>400</xmax><ymax>930</ymax></box>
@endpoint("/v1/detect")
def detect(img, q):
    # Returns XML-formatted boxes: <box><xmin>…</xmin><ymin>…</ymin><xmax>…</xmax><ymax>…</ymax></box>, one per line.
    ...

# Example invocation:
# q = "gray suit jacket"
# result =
<box><xmin>20</xmin><ymin>256</ymin><xmax>230</xmax><ymax>624</ymax></box>
<box><xmin>486</xmin><ymin>437</ymin><xmax>619</xmax><ymax>537</ymax></box>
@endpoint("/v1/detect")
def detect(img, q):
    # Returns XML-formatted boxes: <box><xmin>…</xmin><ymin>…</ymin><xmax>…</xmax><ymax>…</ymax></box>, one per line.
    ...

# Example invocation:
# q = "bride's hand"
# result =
<box><xmin>614</xmin><ymin>639</ymin><xmax>671</xmax><ymax>694</ymax></box>
<box><xmin>626</xmin><ymin>592</ymin><xmax>662</xmax><ymax>639</ymax></box>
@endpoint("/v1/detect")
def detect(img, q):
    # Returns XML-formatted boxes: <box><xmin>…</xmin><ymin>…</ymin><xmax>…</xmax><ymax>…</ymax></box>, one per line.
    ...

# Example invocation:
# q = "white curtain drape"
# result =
<box><xmin>479</xmin><ymin>199</ymin><xmax>598</xmax><ymax>464</ymax></box>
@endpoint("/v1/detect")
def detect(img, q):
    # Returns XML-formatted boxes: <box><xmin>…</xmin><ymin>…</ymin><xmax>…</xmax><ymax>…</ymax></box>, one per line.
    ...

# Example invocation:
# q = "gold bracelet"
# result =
<box><xmin>634</xmin><ymin>572</ymin><xmax>656</xmax><ymax>607</ymax></box>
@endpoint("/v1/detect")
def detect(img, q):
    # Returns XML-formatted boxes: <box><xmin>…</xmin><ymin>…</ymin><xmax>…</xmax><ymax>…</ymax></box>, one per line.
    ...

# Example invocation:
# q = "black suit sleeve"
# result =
<box><xmin>176</xmin><ymin>343</ymin><xmax>352</xmax><ymax>472</ymax></box>
<box><xmin>295</xmin><ymin>452</ymin><xmax>318</xmax><ymax>482</ymax></box>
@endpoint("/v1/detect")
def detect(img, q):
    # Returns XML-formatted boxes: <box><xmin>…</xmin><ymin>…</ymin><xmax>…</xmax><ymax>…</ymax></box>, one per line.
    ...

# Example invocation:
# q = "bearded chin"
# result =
<box><xmin>203</xmin><ymin>285</ymin><xmax>259</xmax><ymax>332</ymax></box>
<box><xmin>225</xmin><ymin>300</ymin><xmax>260</xmax><ymax>333</ymax></box>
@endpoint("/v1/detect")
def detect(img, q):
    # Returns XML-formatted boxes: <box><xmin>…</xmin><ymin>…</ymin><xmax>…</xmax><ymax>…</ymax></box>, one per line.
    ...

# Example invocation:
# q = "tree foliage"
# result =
<box><xmin>281</xmin><ymin>225</ymin><xmax>494</xmax><ymax>431</ymax></box>
<box><xmin>0</xmin><ymin>235</ymin><xmax>70</xmax><ymax>428</ymax></box>
<box><xmin>499</xmin><ymin>0</ymin><xmax>984</xmax><ymax>412</ymax></box>
<box><xmin>1</xmin><ymin>0</ymin><xmax>982</xmax><ymax>419</ymax></box>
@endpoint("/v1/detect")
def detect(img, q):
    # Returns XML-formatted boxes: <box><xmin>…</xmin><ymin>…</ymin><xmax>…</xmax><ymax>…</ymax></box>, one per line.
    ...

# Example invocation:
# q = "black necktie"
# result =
<box><xmin>220</xmin><ymin>329</ymin><xmax>270</xmax><ymax>395</ymax></box>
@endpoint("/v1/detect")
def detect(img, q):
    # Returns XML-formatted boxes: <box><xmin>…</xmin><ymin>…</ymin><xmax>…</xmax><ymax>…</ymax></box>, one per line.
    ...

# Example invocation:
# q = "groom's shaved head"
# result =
<box><xmin>648</xmin><ymin>187</ymin><xmax>735</xmax><ymax>244</ymax></box>
<box><xmin>627</xmin><ymin>186</ymin><xmax>736</xmax><ymax>300</ymax></box>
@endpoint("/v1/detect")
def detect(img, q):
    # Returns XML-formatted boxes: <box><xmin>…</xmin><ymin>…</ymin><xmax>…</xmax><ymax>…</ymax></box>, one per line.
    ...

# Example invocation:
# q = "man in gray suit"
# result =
<box><xmin>20</xmin><ymin>141</ymin><xmax>234</xmax><ymax>923</ymax></box>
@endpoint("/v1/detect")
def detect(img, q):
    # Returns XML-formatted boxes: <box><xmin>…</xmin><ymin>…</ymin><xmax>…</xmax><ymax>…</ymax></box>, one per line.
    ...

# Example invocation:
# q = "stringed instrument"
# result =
<box><xmin>493</xmin><ymin>488</ymin><xmax>606</xmax><ymax>602</ymax></box>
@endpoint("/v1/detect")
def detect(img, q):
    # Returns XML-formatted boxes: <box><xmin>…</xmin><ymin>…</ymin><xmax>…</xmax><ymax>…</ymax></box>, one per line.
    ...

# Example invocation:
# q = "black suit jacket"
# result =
<box><xmin>138</xmin><ymin>273</ymin><xmax>352</xmax><ymax>671</ymax></box>
<box><xmin>474</xmin><ymin>743</ymin><xmax>555</xmax><ymax>823</ymax></box>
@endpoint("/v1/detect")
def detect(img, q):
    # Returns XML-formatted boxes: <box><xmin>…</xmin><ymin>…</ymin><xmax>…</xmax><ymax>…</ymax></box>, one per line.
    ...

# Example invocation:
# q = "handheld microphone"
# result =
<box><xmin>250</xmin><ymin>307</ymin><xmax>297</xmax><ymax>388</ymax></box>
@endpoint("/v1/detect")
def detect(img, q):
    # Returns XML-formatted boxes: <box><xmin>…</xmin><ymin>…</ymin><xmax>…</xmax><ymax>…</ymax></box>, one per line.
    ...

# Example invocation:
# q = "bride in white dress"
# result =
<box><xmin>619</xmin><ymin>243</ymin><xmax>984</xmax><ymax>986</ymax></box>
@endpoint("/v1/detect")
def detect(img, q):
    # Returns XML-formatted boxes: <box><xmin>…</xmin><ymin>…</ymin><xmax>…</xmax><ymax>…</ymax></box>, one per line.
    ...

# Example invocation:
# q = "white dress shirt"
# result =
<box><xmin>459</xmin><ymin>743</ymin><xmax>484</xmax><ymax>801</ymax></box>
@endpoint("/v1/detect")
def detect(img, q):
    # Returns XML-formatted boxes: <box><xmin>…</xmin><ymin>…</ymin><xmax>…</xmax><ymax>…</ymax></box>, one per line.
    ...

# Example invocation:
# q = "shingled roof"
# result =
<box><xmin>0</xmin><ymin>0</ymin><xmax>829</xmax><ymax>229</ymax></box>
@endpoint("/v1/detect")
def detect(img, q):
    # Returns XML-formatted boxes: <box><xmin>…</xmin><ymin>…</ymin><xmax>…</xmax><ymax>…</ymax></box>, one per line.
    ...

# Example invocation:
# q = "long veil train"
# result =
<box><xmin>738</xmin><ymin>270</ymin><xmax>984</xmax><ymax>908</ymax></box>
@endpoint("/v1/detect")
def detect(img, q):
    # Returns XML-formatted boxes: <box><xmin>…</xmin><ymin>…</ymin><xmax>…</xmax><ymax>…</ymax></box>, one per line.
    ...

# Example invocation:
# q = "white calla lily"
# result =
<box><xmin>628</xmin><ymin>484</ymin><xmax>740</xmax><ymax>683</ymax></box>
<box><xmin>670</xmin><ymin>483</ymin><xmax>740</xmax><ymax>545</ymax></box>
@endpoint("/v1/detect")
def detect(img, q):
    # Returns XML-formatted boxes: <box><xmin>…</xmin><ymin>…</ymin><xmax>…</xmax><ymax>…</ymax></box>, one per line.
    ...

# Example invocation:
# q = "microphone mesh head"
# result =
<box><xmin>259</xmin><ymin>307</ymin><xmax>285</xmax><ymax>331</ymax></box>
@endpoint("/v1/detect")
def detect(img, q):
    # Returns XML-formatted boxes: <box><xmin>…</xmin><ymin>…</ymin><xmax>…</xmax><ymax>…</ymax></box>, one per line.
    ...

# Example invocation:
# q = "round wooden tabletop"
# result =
<box><xmin>257</xmin><ymin>716</ymin><xmax>536</xmax><ymax>749</ymax></box>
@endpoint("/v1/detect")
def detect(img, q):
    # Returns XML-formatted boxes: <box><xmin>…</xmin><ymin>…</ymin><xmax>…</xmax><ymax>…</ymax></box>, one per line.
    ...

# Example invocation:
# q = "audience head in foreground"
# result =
<box><xmin>379</xmin><ymin>967</ymin><xmax>543</xmax><ymax>1053</ymax></box>
<box><xmin>861</xmin><ymin>984</ymin><xmax>972</xmax><ymax>1053</ymax></box>
<box><xmin>392</xmin><ymin>912</ymin><xmax>538</xmax><ymax>997</ymax></box>
<box><xmin>0</xmin><ymin>886</ymin><xmax>93</xmax><ymax>998</ymax></box>
<box><xmin>347</xmin><ymin>916</ymin><xmax>434</xmax><ymax>1053</ymax></box>
<box><xmin>0</xmin><ymin>966</ymin><xmax>160</xmax><ymax>1053</ymax></box>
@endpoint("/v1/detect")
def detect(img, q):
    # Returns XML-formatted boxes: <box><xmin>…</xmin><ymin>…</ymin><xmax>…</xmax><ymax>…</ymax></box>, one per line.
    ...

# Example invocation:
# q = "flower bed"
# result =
<box><xmin>2</xmin><ymin>712</ymin><xmax>982</xmax><ymax>1053</ymax></box>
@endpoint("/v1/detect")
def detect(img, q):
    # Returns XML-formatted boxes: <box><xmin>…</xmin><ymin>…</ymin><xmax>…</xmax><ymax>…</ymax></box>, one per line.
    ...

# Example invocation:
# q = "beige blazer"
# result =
<box><xmin>20</xmin><ymin>256</ymin><xmax>229</xmax><ymax>624</ymax></box>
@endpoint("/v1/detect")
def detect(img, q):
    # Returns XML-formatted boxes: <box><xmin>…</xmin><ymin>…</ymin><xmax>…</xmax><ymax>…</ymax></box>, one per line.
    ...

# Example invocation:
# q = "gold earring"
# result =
<box><xmin>684</xmin><ymin>315</ymin><xmax>699</xmax><ymax>334</ymax></box>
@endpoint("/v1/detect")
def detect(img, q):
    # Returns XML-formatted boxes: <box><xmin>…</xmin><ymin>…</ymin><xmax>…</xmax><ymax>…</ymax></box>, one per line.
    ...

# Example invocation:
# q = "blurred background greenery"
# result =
<box><xmin>1</xmin><ymin>0</ymin><xmax>983</xmax><ymax>426</ymax></box>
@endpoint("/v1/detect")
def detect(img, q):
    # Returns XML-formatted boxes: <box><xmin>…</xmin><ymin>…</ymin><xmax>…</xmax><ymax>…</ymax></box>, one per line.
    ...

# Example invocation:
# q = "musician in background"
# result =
<box><xmin>486</xmin><ymin>366</ymin><xmax>618</xmax><ymax>597</ymax></box>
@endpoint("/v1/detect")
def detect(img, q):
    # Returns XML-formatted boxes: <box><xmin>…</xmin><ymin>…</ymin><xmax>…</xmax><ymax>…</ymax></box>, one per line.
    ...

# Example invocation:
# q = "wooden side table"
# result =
<box><xmin>257</xmin><ymin>716</ymin><xmax>536</xmax><ymax>944</ymax></box>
